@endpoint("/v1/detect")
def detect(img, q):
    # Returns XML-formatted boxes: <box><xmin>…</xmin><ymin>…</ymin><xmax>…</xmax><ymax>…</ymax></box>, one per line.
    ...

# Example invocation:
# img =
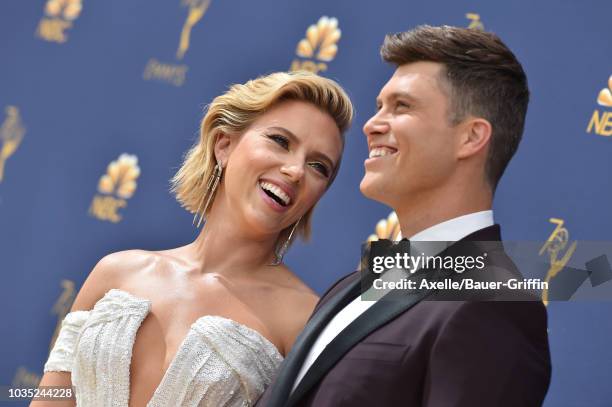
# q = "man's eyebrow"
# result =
<box><xmin>267</xmin><ymin>126</ymin><xmax>336</xmax><ymax>170</ymax></box>
<box><xmin>376</xmin><ymin>91</ymin><xmax>420</xmax><ymax>105</ymax></box>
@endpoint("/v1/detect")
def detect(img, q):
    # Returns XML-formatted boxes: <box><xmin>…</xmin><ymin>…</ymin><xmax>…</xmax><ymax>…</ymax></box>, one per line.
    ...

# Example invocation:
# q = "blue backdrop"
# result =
<box><xmin>1</xmin><ymin>0</ymin><xmax>611</xmax><ymax>406</ymax></box>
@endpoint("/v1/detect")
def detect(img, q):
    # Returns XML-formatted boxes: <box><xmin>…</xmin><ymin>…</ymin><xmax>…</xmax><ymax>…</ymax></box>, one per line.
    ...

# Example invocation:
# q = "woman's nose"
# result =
<box><xmin>280</xmin><ymin>161</ymin><xmax>305</xmax><ymax>183</ymax></box>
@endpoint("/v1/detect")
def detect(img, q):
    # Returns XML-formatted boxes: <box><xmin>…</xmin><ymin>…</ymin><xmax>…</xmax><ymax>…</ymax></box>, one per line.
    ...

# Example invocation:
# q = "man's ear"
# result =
<box><xmin>457</xmin><ymin>118</ymin><xmax>492</xmax><ymax>160</ymax></box>
<box><xmin>213</xmin><ymin>131</ymin><xmax>234</xmax><ymax>167</ymax></box>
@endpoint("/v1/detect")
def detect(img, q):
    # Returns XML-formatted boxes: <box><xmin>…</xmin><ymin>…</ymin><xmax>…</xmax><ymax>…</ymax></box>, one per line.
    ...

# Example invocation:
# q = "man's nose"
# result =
<box><xmin>363</xmin><ymin>112</ymin><xmax>390</xmax><ymax>137</ymax></box>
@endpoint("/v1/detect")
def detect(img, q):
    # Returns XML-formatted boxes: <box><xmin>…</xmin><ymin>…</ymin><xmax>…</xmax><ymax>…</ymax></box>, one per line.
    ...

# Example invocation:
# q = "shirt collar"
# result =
<box><xmin>405</xmin><ymin>210</ymin><xmax>494</xmax><ymax>242</ymax></box>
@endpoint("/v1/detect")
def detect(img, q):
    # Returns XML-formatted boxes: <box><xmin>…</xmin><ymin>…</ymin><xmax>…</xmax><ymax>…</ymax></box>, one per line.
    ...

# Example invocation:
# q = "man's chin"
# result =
<box><xmin>360</xmin><ymin>177</ymin><xmax>389</xmax><ymax>204</ymax></box>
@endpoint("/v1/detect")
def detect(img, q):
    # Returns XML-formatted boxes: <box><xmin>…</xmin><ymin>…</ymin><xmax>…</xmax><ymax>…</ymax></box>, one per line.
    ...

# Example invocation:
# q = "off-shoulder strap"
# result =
<box><xmin>44</xmin><ymin>310</ymin><xmax>90</xmax><ymax>373</ymax></box>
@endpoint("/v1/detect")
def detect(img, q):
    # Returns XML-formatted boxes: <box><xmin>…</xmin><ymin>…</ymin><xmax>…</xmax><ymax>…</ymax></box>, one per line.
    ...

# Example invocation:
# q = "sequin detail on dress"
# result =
<box><xmin>44</xmin><ymin>289</ymin><xmax>283</xmax><ymax>406</ymax></box>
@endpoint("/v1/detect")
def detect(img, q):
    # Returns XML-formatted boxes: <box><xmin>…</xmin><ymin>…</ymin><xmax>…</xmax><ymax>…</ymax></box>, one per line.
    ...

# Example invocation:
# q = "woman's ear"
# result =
<box><xmin>213</xmin><ymin>132</ymin><xmax>233</xmax><ymax>167</ymax></box>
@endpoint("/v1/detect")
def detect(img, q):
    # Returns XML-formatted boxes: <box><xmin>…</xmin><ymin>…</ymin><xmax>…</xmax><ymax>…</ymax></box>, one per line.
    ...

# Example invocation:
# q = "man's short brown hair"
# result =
<box><xmin>381</xmin><ymin>25</ymin><xmax>529</xmax><ymax>190</ymax></box>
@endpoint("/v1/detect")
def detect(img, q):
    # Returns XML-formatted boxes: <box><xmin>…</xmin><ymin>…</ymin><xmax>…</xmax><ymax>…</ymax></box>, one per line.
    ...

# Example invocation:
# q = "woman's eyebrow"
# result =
<box><xmin>311</xmin><ymin>151</ymin><xmax>335</xmax><ymax>170</ymax></box>
<box><xmin>267</xmin><ymin>126</ymin><xmax>296</xmax><ymax>139</ymax></box>
<box><xmin>267</xmin><ymin>126</ymin><xmax>335</xmax><ymax>169</ymax></box>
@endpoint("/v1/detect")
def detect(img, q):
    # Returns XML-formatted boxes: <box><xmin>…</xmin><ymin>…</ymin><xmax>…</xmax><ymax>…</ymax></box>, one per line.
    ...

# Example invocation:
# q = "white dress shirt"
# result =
<box><xmin>291</xmin><ymin>210</ymin><xmax>494</xmax><ymax>391</ymax></box>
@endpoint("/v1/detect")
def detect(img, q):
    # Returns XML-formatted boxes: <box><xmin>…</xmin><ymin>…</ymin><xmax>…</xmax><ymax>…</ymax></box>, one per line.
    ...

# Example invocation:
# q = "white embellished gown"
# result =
<box><xmin>44</xmin><ymin>289</ymin><xmax>283</xmax><ymax>406</ymax></box>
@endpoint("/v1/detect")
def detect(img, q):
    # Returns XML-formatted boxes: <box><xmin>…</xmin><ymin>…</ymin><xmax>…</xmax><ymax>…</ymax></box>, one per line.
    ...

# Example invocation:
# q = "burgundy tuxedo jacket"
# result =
<box><xmin>256</xmin><ymin>225</ymin><xmax>552</xmax><ymax>407</ymax></box>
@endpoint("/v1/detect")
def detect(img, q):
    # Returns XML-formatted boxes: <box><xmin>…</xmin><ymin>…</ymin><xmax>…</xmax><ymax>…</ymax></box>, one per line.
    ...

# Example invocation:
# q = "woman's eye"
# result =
<box><xmin>268</xmin><ymin>134</ymin><xmax>289</xmax><ymax>149</ymax></box>
<box><xmin>309</xmin><ymin>162</ymin><xmax>329</xmax><ymax>177</ymax></box>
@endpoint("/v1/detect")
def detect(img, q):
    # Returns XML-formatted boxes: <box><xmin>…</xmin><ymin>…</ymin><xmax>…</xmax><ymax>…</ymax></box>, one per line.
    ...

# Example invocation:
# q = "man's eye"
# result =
<box><xmin>309</xmin><ymin>162</ymin><xmax>329</xmax><ymax>177</ymax></box>
<box><xmin>268</xmin><ymin>134</ymin><xmax>289</xmax><ymax>149</ymax></box>
<box><xmin>396</xmin><ymin>101</ymin><xmax>410</xmax><ymax>109</ymax></box>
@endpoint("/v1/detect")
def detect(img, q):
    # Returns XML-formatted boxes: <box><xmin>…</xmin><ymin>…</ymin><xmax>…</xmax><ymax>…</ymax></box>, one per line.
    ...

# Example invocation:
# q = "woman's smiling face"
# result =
<box><xmin>214</xmin><ymin>99</ymin><xmax>343</xmax><ymax>238</ymax></box>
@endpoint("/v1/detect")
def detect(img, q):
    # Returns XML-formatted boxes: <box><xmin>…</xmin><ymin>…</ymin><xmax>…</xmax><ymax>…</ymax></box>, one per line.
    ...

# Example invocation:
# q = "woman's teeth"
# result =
<box><xmin>369</xmin><ymin>147</ymin><xmax>397</xmax><ymax>158</ymax></box>
<box><xmin>259</xmin><ymin>181</ymin><xmax>290</xmax><ymax>206</ymax></box>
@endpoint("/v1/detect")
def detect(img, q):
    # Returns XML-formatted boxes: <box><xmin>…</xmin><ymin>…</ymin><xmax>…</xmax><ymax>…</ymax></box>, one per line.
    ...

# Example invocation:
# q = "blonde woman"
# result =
<box><xmin>33</xmin><ymin>71</ymin><xmax>353</xmax><ymax>407</ymax></box>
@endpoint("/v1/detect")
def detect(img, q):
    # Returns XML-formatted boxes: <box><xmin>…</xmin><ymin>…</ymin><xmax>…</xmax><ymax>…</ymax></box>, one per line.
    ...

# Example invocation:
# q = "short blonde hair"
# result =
<box><xmin>171</xmin><ymin>71</ymin><xmax>353</xmax><ymax>243</ymax></box>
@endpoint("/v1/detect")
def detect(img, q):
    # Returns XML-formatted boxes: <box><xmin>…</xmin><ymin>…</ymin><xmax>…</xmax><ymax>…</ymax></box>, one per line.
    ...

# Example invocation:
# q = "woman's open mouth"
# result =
<box><xmin>258</xmin><ymin>180</ymin><xmax>293</xmax><ymax>212</ymax></box>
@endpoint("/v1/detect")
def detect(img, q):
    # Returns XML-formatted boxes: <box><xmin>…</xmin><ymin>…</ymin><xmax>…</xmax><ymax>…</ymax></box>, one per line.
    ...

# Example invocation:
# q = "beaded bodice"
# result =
<box><xmin>44</xmin><ymin>289</ymin><xmax>283</xmax><ymax>406</ymax></box>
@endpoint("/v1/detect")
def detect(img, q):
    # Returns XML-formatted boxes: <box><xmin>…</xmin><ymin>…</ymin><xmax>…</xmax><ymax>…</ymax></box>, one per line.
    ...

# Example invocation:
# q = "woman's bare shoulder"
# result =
<box><xmin>70</xmin><ymin>249</ymin><xmax>158</xmax><ymax>312</ymax></box>
<box><xmin>269</xmin><ymin>265</ymin><xmax>319</xmax><ymax>304</ymax></box>
<box><xmin>262</xmin><ymin>266</ymin><xmax>320</xmax><ymax>352</ymax></box>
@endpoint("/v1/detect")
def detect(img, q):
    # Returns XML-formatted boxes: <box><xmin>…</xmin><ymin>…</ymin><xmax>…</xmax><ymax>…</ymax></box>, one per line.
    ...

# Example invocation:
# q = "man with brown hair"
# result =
<box><xmin>257</xmin><ymin>25</ymin><xmax>551</xmax><ymax>407</ymax></box>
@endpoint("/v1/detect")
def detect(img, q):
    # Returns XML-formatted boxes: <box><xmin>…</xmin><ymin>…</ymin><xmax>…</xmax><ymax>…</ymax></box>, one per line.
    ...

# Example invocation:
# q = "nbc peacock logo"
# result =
<box><xmin>0</xmin><ymin>106</ymin><xmax>26</xmax><ymax>184</ymax></box>
<box><xmin>367</xmin><ymin>211</ymin><xmax>401</xmax><ymax>242</ymax></box>
<box><xmin>35</xmin><ymin>0</ymin><xmax>83</xmax><ymax>43</ymax></box>
<box><xmin>360</xmin><ymin>212</ymin><xmax>401</xmax><ymax>273</ymax></box>
<box><xmin>290</xmin><ymin>16</ymin><xmax>341</xmax><ymax>75</ymax></box>
<box><xmin>586</xmin><ymin>75</ymin><xmax>612</xmax><ymax>137</ymax></box>
<box><xmin>89</xmin><ymin>154</ymin><xmax>141</xmax><ymax>223</ymax></box>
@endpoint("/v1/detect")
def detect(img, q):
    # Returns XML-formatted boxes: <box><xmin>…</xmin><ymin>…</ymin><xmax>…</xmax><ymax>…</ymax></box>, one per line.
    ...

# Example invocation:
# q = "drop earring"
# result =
<box><xmin>193</xmin><ymin>162</ymin><xmax>223</xmax><ymax>228</ymax></box>
<box><xmin>270</xmin><ymin>217</ymin><xmax>301</xmax><ymax>266</ymax></box>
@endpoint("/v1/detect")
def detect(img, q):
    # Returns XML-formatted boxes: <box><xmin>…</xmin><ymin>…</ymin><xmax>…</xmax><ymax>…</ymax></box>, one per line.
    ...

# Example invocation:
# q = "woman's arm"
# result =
<box><xmin>29</xmin><ymin>372</ymin><xmax>75</xmax><ymax>407</ymax></box>
<box><xmin>30</xmin><ymin>252</ymin><xmax>127</xmax><ymax>407</ymax></box>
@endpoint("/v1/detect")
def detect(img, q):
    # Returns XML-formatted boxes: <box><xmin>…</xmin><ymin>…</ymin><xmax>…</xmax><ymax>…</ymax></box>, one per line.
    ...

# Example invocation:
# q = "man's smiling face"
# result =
<box><xmin>360</xmin><ymin>61</ymin><xmax>461</xmax><ymax>208</ymax></box>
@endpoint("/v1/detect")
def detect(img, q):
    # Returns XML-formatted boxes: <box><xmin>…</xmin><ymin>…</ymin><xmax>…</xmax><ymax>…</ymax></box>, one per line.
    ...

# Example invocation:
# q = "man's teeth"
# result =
<box><xmin>259</xmin><ymin>181</ymin><xmax>291</xmax><ymax>206</ymax></box>
<box><xmin>369</xmin><ymin>147</ymin><xmax>396</xmax><ymax>158</ymax></box>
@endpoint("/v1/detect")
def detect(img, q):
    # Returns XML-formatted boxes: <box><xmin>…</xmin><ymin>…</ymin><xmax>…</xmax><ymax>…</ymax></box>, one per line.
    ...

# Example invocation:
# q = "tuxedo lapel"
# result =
<box><xmin>286</xmin><ymin>286</ymin><xmax>432</xmax><ymax>406</ymax></box>
<box><xmin>285</xmin><ymin>226</ymin><xmax>502</xmax><ymax>406</ymax></box>
<box><xmin>265</xmin><ymin>273</ymin><xmax>362</xmax><ymax>406</ymax></box>
<box><xmin>267</xmin><ymin>225</ymin><xmax>502</xmax><ymax>406</ymax></box>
